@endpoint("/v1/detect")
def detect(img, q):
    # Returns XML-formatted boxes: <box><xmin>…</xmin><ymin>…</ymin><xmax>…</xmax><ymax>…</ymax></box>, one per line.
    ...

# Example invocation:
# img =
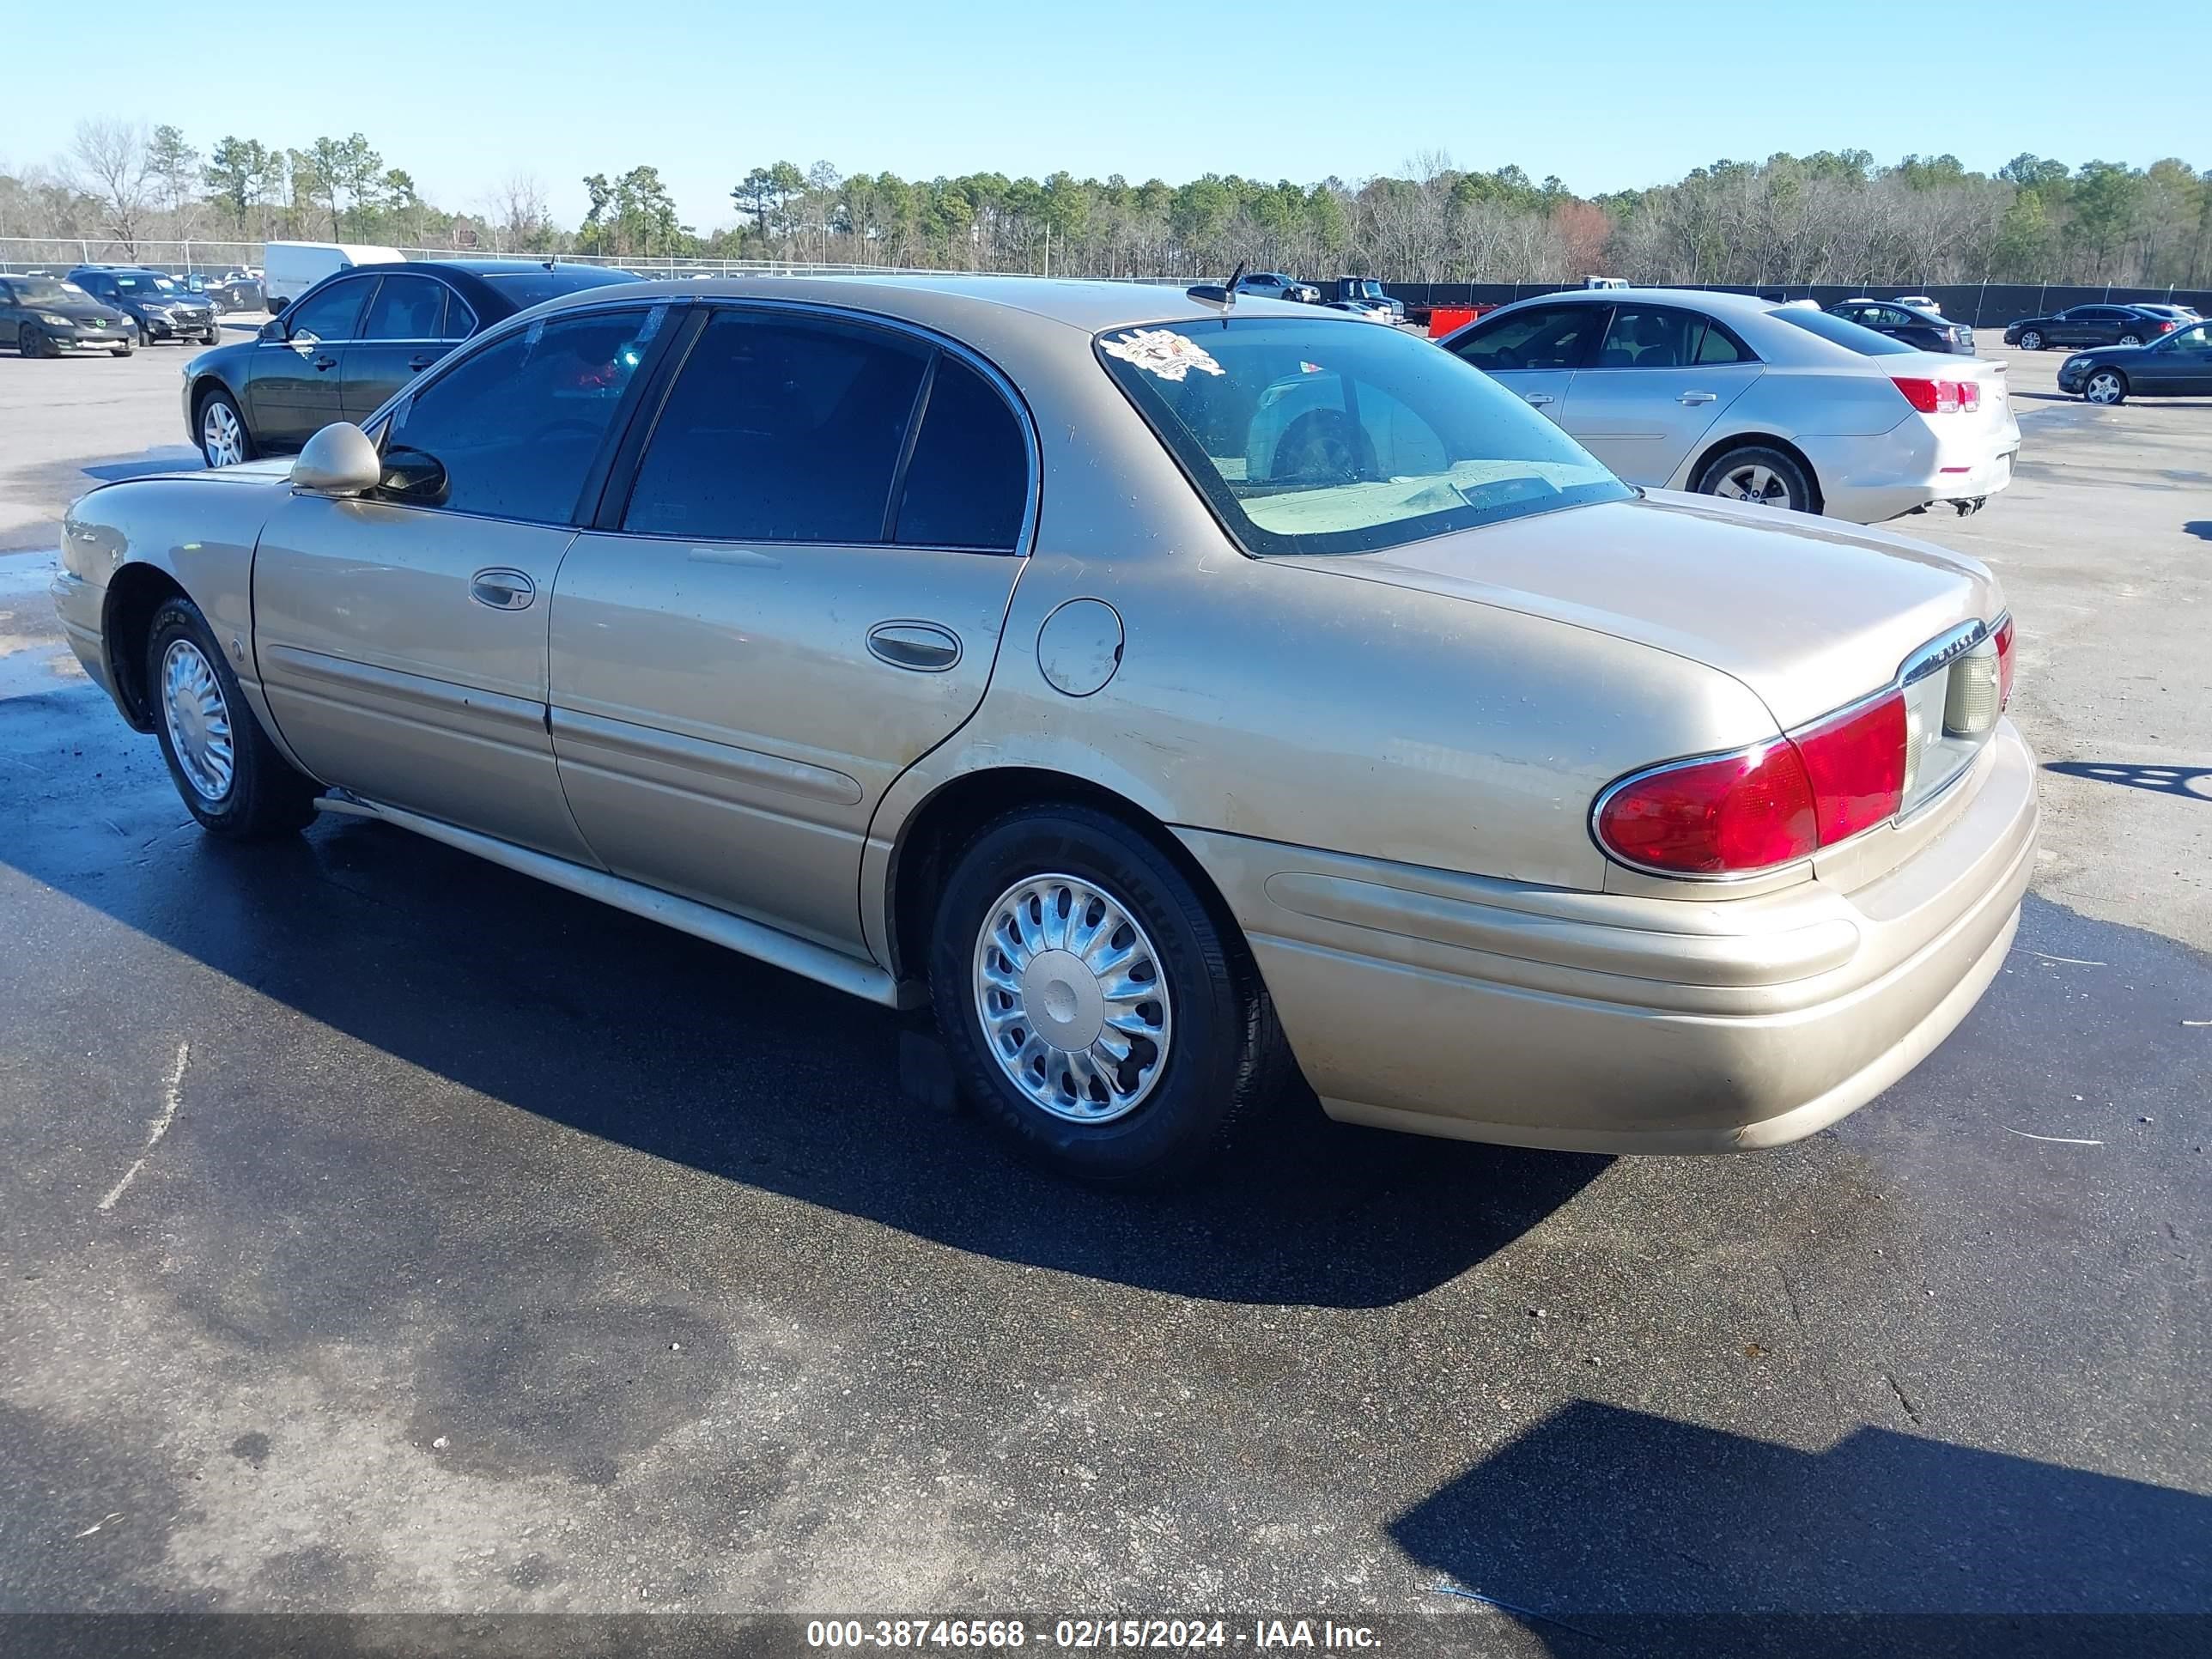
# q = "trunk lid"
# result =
<box><xmin>1285</xmin><ymin>490</ymin><xmax>2000</xmax><ymax>731</ymax></box>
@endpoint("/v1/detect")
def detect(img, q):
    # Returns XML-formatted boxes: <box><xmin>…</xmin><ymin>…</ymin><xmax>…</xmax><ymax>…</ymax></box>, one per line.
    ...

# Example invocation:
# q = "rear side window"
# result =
<box><xmin>1697</xmin><ymin>320</ymin><xmax>1752</xmax><ymax>363</ymax></box>
<box><xmin>893</xmin><ymin>356</ymin><xmax>1029</xmax><ymax>550</ymax></box>
<box><xmin>1770</xmin><ymin>307</ymin><xmax>1917</xmax><ymax>356</ymax></box>
<box><xmin>440</xmin><ymin>293</ymin><xmax>477</xmax><ymax>340</ymax></box>
<box><xmin>382</xmin><ymin>306</ymin><xmax>662</xmax><ymax>523</ymax></box>
<box><xmin>623</xmin><ymin>310</ymin><xmax>928</xmax><ymax>544</ymax></box>
<box><xmin>285</xmin><ymin>278</ymin><xmax>372</xmax><ymax>344</ymax></box>
<box><xmin>359</xmin><ymin>274</ymin><xmax>447</xmax><ymax>341</ymax></box>
<box><xmin>1450</xmin><ymin>304</ymin><xmax>1604</xmax><ymax>371</ymax></box>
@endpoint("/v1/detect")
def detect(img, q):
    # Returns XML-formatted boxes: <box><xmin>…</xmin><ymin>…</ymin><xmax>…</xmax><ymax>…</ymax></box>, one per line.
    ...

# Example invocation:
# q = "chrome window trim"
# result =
<box><xmin>1589</xmin><ymin>614</ymin><xmax>2011</xmax><ymax>884</ymax></box>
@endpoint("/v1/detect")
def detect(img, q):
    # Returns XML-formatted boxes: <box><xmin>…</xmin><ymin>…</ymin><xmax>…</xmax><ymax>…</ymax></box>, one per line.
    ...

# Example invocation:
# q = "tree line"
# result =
<box><xmin>4</xmin><ymin>119</ymin><xmax>2207</xmax><ymax>291</ymax></box>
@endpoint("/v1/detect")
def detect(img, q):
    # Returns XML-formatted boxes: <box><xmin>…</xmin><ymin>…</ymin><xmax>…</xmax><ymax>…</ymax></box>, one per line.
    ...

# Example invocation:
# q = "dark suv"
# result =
<box><xmin>65</xmin><ymin>266</ymin><xmax>219</xmax><ymax>345</ymax></box>
<box><xmin>1826</xmin><ymin>297</ymin><xmax>1973</xmax><ymax>356</ymax></box>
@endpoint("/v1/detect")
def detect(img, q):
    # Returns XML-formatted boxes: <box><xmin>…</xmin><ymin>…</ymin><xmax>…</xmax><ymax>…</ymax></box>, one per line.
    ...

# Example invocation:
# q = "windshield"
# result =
<box><xmin>1097</xmin><ymin>316</ymin><xmax>1631</xmax><ymax>557</ymax></box>
<box><xmin>1771</xmin><ymin>307</ymin><xmax>1919</xmax><ymax>356</ymax></box>
<box><xmin>111</xmin><ymin>273</ymin><xmax>179</xmax><ymax>294</ymax></box>
<box><xmin>11</xmin><ymin>277</ymin><xmax>79</xmax><ymax>304</ymax></box>
<box><xmin>481</xmin><ymin>267</ymin><xmax>645</xmax><ymax>306</ymax></box>
<box><xmin>1357</xmin><ymin>280</ymin><xmax>1384</xmax><ymax>299</ymax></box>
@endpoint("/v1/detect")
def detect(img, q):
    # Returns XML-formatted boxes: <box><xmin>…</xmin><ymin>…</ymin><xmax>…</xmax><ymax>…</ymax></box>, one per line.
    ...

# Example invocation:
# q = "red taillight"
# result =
<box><xmin>1893</xmin><ymin>376</ymin><xmax>1977</xmax><ymax>413</ymax></box>
<box><xmin>1994</xmin><ymin>614</ymin><xmax>2014</xmax><ymax>709</ymax></box>
<box><xmin>1595</xmin><ymin>691</ymin><xmax>1910</xmax><ymax>877</ymax></box>
<box><xmin>2158</xmin><ymin>319</ymin><xmax>2177</xmax><ymax>333</ymax></box>
<box><xmin>1792</xmin><ymin>692</ymin><xmax>1907</xmax><ymax>844</ymax></box>
<box><xmin>1595</xmin><ymin>743</ymin><xmax>1817</xmax><ymax>876</ymax></box>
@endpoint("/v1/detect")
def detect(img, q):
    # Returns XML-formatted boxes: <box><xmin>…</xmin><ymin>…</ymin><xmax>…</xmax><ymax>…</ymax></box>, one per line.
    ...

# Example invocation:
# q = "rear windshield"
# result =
<box><xmin>479</xmin><ymin>267</ymin><xmax>645</xmax><ymax>306</ymax></box>
<box><xmin>1097</xmin><ymin>316</ymin><xmax>1630</xmax><ymax>557</ymax></box>
<box><xmin>1772</xmin><ymin>307</ymin><xmax>1918</xmax><ymax>356</ymax></box>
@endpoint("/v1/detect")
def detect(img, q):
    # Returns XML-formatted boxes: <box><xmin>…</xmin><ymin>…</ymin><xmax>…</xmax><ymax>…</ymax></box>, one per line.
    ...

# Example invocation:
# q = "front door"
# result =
<box><xmin>1444</xmin><ymin>301</ymin><xmax>1607</xmax><ymax>428</ymax></box>
<box><xmin>1558</xmin><ymin>305</ymin><xmax>1761</xmax><ymax>485</ymax></box>
<box><xmin>340</xmin><ymin>271</ymin><xmax>469</xmax><ymax>422</ymax></box>
<box><xmin>548</xmin><ymin>306</ymin><xmax>1034</xmax><ymax>952</ymax></box>
<box><xmin>252</xmin><ymin>301</ymin><xmax>676</xmax><ymax>861</ymax></box>
<box><xmin>249</xmin><ymin>274</ymin><xmax>374</xmax><ymax>449</ymax></box>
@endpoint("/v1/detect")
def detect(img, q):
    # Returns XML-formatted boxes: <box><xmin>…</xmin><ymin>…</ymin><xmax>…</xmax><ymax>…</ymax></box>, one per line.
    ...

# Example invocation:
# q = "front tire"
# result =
<box><xmin>18</xmin><ymin>324</ymin><xmax>54</xmax><ymax>359</ymax></box>
<box><xmin>2020</xmin><ymin>329</ymin><xmax>2045</xmax><ymax>351</ymax></box>
<box><xmin>1694</xmin><ymin>444</ymin><xmax>1819</xmax><ymax>514</ymax></box>
<box><xmin>2083</xmin><ymin>368</ymin><xmax>2128</xmax><ymax>406</ymax></box>
<box><xmin>928</xmin><ymin>805</ymin><xmax>1286</xmax><ymax>1187</ymax></box>
<box><xmin>145</xmin><ymin>597</ymin><xmax>318</xmax><ymax>837</ymax></box>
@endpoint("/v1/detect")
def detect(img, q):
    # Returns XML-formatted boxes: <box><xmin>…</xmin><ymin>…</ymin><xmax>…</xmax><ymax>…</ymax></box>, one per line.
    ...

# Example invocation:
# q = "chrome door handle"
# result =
<box><xmin>1677</xmin><ymin>390</ymin><xmax>1718</xmax><ymax>405</ymax></box>
<box><xmin>1522</xmin><ymin>392</ymin><xmax>1555</xmax><ymax>407</ymax></box>
<box><xmin>866</xmin><ymin>621</ymin><xmax>961</xmax><ymax>672</ymax></box>
<box><xmin>470</xmin><ymin>568</ymin><xmax>536</xmax><ymax>610</ymax></box>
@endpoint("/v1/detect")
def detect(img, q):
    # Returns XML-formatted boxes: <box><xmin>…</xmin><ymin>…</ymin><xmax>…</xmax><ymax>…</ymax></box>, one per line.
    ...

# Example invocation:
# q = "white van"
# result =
<box><xmin>263</xmin><ymin>241</ymin><xmax>404</xmax><ymax>312</ymax></box>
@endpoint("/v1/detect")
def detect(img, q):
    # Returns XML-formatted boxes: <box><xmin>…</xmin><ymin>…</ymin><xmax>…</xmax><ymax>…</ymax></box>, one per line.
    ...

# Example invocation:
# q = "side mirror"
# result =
<box><xmin>377</xmin><ymin>444</ymin><xmax>448</xmax><ymax>506</ymax></box>
<box><xmin>291</xmin><ymin>423</ymin><xmax>384</xmax><ymax>496</ymax></box>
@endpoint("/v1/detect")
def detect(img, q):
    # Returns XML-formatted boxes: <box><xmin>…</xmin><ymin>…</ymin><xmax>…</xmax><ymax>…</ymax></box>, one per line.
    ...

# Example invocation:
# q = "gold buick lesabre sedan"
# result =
<box><xmin>53</xmin><ymin>276</ymin><xmax>2037</xmax><ymax>1184</ymax></box>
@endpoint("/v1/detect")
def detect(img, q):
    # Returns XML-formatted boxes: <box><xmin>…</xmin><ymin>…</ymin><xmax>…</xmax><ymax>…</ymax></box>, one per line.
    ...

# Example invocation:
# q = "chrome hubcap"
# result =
<box><xmin>2022</xmin><ymin>332</ymin><xmax>2042</xmax><ymax>349</ymax></box>
<box><xmin>971</xmin><ymin>873</ymin><xmax>1172</xmax><ymax>1124</ymax></box>
<box><xmin>2087</xmin><ymin>373</ymin><xmax>2122</xmax><ymax>404</ymax></box>
<box><xmin>202</xmin><ymin>402</ymin><xmax>244</xmax><ymax>467</ymax></box>
<box><xmin>161</xmin><ymin>638</ymin><xmax>234</xmax><ymax>801</ymax></box>
<box><xmin>1714</xmin><ymin>462</ymin><xmax>1791</xmax><ymax>508</ymax></box>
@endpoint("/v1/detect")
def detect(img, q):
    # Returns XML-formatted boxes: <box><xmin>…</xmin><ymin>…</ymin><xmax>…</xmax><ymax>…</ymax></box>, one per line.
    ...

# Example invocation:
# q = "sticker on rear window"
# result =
<box><xmin>1101</xmin><ymin>328</ymin><xmax>1224</xmax><ymax>382</ymax></box>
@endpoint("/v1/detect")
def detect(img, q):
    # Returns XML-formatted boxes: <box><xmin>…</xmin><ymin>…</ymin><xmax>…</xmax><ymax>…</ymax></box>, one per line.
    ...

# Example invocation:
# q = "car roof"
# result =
<box><xmin>1486</xmin><ymin>286</ymin><xmax>1781</xmax><ymax>316</ymax></box>
<box><xmin>526</xmin><ymin>273</ymin><xmax>1328</xmax><ymax>334</ymax></box>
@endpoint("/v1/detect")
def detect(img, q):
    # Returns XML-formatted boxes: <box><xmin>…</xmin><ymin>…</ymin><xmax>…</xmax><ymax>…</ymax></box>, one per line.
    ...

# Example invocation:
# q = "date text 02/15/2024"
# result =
<box><xmin>804</xmin><ymin>1618</ymin><xmax>1382</xmax><ymax>1650</ymax></box>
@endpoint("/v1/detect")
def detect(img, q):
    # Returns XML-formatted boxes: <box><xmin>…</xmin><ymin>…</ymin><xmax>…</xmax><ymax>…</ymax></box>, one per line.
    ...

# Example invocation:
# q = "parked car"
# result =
<box><xmin>65</xmin><ymin>266</ymin><xmax>218</xmax><ymax>345</ymax></box>
<box><xmin>1232</xmin><ymin>270</ymin><xmax>1320</xmax><ymax>304</ymax></box>
<box><xmin>1827</xmin><ymin>296</ymin><xmax>1974</xmax><ymax>355</ymax></box>
<box><xmin>262</xmin><ymin>240</ymin><xmax>404</xmax><ymax>312</ymax></box>
<box><xmin>1442</xmin><ymin>287</ymin><xmax>2019</xmax><ymax>520</ymax></box>
<box><xmin>183</xmin><ymin>269</ymin><xmax>265</xmax><ymax>312</ymax></box>
<box><xmin>181</xmin><ymin>259</ymin><xmax>644</xmax><ymax>467</ymax></box>
<box><xmin>2057</xmin><ymin>321</ymin><xmax>2212</xmax><ymax>404</ymax></box>
<box><xmin>1322</xmin><ymin>276</ymin><xmax>1405</xmax><ymax>323</ymax></box>
<box><xmin>0</xmin><ymin>272</ymin><xmax>133</xmax><ymax>357</ymax></box>
<box><xmin>2127</xmin><ymin>302</ymin><xmax>2201</xmax><ymax>325</ymax></box>
<box><xmin>2002</xmin><ymin>304</ymin><xmax>2176</xmax><ymax>350</ymax></box>
<box><xmin>55</xmin><ymin>276</ymin><xmax>2036</xmax><ymax>1184</ymax></box>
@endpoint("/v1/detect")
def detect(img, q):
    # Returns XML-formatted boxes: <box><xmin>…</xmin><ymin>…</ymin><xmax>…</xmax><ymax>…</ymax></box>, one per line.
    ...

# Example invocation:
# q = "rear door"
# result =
<box><xmin>340</xmin><ymin>271</ymin><xmax>467</xmax><ymax>421</ymax></box>
<box><xmin>253</xmin><ymin>300</ymin><xmax>678</xmax><ymax>859</ymax></box>
<box><xmin>1556</xmin><ymin>306</ymin><xmax>1761</xmax><ymax>485</ymax></box>
<box><xmin>1446</xmin><ymin>301</ymin><xmax>1604</xmax><ymax>425</ymax></box>
<box><xmin>249</xmin><ymin>275</ymin><xmax>374</xmax><ymax>448</ymax></box>
<box><xmin>547</xmin><ymin>305</ymin><xmax>1034</xmax><ymax>951</ymax></box>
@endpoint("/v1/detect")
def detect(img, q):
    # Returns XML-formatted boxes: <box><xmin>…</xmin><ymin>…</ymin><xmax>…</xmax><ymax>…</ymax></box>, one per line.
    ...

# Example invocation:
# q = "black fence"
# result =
<box><xmin>1389</xmin><ymin>281</ymin><xmax>2212</xmax><ymax>329</ymax></box>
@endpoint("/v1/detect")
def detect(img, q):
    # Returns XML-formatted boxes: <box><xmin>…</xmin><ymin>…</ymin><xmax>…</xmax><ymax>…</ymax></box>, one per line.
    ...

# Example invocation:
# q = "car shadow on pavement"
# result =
<box><xmin>1391</xmin><ymin>1400</ymin><xmax>2212</xmax><ymax>1657</ymax></box>
<box><xmin>0</xmin><ymin>717</ymin><xmax>1604</xmax><ymax>1309</ymax></box>
<box><xmin>2045</xmin><ymin>759</ymin><xmax>2211</xmax><ymax>802</ymax></box>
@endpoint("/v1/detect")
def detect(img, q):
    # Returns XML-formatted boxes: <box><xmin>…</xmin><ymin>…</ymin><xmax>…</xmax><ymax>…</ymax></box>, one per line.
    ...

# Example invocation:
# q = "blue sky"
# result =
<box><xmin>9</xmin><ymin>1</ymin><xmax>2202</xmax><ymax>230</ymax></box>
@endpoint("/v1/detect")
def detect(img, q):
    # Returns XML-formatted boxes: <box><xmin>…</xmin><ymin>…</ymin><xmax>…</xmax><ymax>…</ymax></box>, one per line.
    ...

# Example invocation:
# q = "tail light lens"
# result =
<box><xmin>1893</xmin><ymin>376</ymin><xmax>1978</xmax><ymax>413</ymax></box>
<box><xmin>1594</xmin><ymin>743</ymin><xmax>1817</xmax><ymax>876</ymax></box>
<box><xmin>2158</xmin><ymin>320</ymin><xmax>2177</xmax><ymax>333</ymax></box>
<box><xmin>1993</xmin><ymin>614</ymin><xmax>2014</xmax><ymax>708</ymax></box>
<box><xmin>1793</xmin><ymin>693</ymin><xmax>1908</xmax><ymax>843</ymax></box>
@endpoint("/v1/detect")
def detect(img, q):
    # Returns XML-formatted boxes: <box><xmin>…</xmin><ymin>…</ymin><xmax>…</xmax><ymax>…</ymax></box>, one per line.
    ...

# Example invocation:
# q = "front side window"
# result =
<box><xmin>2164</xmin><ymin>324</ymin><xmax>2209</xmax><ymax>350</ymax></box>
<box><xmin>1450</xmin><ymin>303</ymin><xmax>1605</xmax><ymax>371</ymax></box>
<box><xmin>1099</xmin><ymin>315</ymin><xmax>1629</xmax><ymax>558</ymax></box>
<box><xmin>623</xmin><ymin>310</ymin><xmax>928</xmax><ymax>544</ymax></box>
<box><xmin>382</xmin><ymin>305</ymin><xmax>662</xmax><ymax>524</ymax></box>
<box><xmin>359</xmin><ymin>274</ymin><xmax>448</xmax><ymax>340</ymax></box>
<box><xmin>284</xmin><ymin>279</ymin><xmax>372</xmax><ymax>344</ymax></box>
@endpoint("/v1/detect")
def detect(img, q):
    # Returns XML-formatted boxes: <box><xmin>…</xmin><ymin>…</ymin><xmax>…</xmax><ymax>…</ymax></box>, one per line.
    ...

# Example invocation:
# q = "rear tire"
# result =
<box><xmin>2020</xmin><ymin>328</ymin><xmax>2045</xmax><ymax>351</ymax></box>
<box><xmin>1694</xmin><ymin>444</ymin><xmax>1819</xmax><ymax>514</ymax></box>
<box><xmin>144</xmin><ymin>596</ymin><xmax>319</xmax><ymax>838</ymax></box>
<box><xmin>2118</xmin><ymin>332</ymin><xmax>2142</xmax><ymax>348</ymax></box>
<box><xmin>928</xmin><ymin>805</ymin><xmax>1287</xmax><ymax>1188</ymax></box>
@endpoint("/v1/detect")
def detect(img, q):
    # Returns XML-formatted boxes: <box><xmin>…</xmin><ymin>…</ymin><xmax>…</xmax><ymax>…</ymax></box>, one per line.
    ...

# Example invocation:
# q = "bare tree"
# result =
<box><xmin>71</xmin><ymin>118</ymin><xmax>155</xmax><ymax>256</ymax></box>
<box><xmin>486</xmin><ymin>171</ymin><xmax>552</xmax><ymax>252</ymax></box>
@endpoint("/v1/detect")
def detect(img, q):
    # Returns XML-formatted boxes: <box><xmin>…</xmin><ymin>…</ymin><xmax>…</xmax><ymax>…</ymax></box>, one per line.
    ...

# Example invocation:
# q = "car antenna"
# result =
<box><xmin>1188</xmin><ymin>260</ymin><xmax>1246</xmax><ymax>311</ymax></box>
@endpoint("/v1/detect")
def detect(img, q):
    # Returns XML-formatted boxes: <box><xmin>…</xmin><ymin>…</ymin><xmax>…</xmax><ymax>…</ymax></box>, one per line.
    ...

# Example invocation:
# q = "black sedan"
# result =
<box><xmin>182</xmin><ymin>259</ymin><xmax>641</xmax><ymax>467</ymax></box>
<box><xmin>2002</xmin><ymin>303</ymin><xmax>2178</xmax><ymax>351</ymax></box>
<box><xmin>2056</xmin><ymin>321</ymin><xmax>2212</xmax><ymax>405</ymax></box>
<box><xmin>1827</xmin><ymin>296</ymin><xmax>1973</xmax><ymax>355</ymax></box>
<box><xmin>0</xmin><ymin>272</ymin><xmax>134</xmax><ymax>357</ymax></box>
<box><xmin>64</xmin><ymin>266</ymin><xmax>219</xmax><ymax>345</ymax></box>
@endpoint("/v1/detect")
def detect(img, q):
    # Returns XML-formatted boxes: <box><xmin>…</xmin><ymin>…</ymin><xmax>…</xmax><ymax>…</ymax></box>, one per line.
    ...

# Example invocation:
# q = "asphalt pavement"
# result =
<box><xmin>0</xmin><ymin>320</ymin><xmax>2205</xmax><ymax>1657</ymax></box>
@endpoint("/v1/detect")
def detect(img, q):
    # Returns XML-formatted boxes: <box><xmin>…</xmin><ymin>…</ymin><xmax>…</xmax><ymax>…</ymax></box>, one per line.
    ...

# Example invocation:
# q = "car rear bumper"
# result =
<box><xmin>1800</xmin><ymin>418</ymin><xmax>2021</xmax><ymax>522</ymax></box>
<box><xmin>1178</xmin><ymin>720</ymin><xmax>2038</xmax><ymax>1154</ymax></box>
